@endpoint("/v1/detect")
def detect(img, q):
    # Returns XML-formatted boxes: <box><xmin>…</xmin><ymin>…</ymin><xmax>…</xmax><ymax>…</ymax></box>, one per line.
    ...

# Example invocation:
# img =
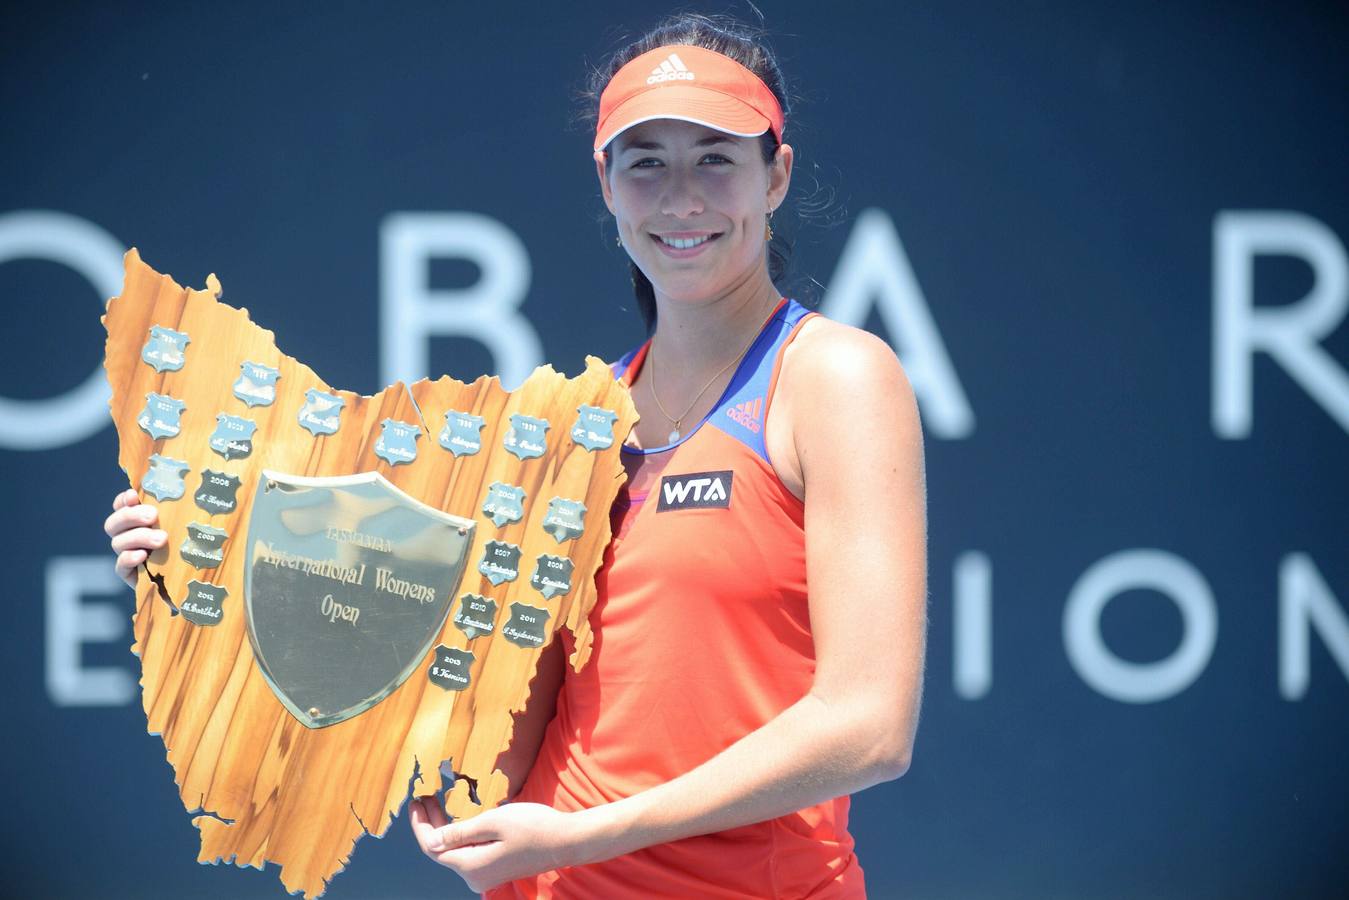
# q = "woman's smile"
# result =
<box><xmin>651</xmin><ymin>230</ymin><xmax>724</xmax><ymax>257</ymax></box>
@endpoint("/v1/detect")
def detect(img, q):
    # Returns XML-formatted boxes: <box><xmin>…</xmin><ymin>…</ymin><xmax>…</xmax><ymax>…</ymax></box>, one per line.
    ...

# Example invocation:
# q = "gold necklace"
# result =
<box><xmin>648</xmin><ymin>308</ymin><xmax>772</xmax><ymax>444</ymax></box>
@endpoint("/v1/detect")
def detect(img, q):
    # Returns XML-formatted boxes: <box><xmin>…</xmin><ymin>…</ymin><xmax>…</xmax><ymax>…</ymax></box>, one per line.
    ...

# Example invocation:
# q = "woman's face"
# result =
<box><xmin>597</xmin><ymin>119</ymin><xmax>792</xmax><ymax>306</ymax></box>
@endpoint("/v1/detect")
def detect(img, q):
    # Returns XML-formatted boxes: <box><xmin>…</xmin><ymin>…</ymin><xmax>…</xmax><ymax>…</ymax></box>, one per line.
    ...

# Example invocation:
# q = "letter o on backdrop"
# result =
<box><xmin>1063</xmin><ymin>549</ymin><xmax>1219</xmax><ymax>703</ymax></box>
<box><xmin>0</xmin><ymin>210</ymin><xmax>124</xmax><ymax>450</ymax></box>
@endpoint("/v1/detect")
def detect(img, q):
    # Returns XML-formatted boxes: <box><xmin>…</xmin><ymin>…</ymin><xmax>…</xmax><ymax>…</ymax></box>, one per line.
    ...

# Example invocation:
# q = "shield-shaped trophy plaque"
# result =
<box><xmin>102</xmin><ymin>250</ymin><xmax>637</xmax><ymax>898</ymax></box>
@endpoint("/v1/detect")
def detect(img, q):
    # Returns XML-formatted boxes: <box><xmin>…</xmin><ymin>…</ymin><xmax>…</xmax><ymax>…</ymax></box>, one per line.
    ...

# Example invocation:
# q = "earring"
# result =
<box><xmin>615</xmin><ymin>234</ymin><xmax>623</xmax><ymax>248</ymax></box>
<box><xmin>765</xmin><ymin>211</ymin><xmax>775</xmax><ymax>242</ymax></box>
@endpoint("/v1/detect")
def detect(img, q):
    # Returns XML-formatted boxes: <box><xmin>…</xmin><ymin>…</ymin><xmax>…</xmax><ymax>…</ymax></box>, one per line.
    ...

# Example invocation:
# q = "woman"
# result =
<box><xmin>105</xmin><ymin>14</ymin><xmax>927</xmax><ymax>898</ymax></box>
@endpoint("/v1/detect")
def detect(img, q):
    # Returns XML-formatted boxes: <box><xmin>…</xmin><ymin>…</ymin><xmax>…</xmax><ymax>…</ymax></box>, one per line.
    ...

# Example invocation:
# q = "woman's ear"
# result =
<box><xmin>594</xmin><ymin>150</ymin><xmax>617</xmax><ymax>215</ymax></box>
<box><xmin>768</xmin><ymin>143</ymin><xmax>794</xmax><ymax>213</ymax></box>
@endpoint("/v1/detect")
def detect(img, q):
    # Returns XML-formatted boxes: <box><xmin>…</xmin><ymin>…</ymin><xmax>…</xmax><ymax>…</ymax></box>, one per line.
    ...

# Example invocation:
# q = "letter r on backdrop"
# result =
<box><xmin>1213</xmin><ymin>211</ymin><xmax>1349</xmax><ymax>437</ymax></box>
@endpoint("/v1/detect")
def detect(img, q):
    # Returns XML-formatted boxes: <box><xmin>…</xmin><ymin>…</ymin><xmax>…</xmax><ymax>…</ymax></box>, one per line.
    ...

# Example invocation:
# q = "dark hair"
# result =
<box><xmin>583</xmin><ymin>13</ymin><xmax>794</xmax><ymax>334</ymax></box>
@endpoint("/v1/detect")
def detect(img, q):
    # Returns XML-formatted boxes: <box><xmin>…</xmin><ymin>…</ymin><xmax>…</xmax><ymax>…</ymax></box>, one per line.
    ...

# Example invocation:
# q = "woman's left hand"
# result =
<box><xmin>409</xmin><ymin>796</ymin><xmax>582</xmax><ymax>892</ymax></box>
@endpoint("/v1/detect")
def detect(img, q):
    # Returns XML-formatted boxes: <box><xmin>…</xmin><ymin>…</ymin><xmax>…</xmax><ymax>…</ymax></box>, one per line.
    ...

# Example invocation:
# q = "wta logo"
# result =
<box><xmin>647</xmin><ymin>53</ymin><xmax>695</xmax><ymax>84</ymax></box>
<box><xmin>657</xmin><ymin>470</ymin><xmax>732</xmax><ymax>511</ymax></box>
<box><xmin>726</xmin><ymin>397</ymin><xmax>763</xmax><ymax>433</ymax></box>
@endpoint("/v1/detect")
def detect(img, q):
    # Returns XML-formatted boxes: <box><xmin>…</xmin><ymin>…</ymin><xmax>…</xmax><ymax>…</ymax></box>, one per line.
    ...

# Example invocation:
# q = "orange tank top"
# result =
<box><xmin>488</xmin><ymin>299</ymin><xmax>865</xmax><ymax>898</ymax></box>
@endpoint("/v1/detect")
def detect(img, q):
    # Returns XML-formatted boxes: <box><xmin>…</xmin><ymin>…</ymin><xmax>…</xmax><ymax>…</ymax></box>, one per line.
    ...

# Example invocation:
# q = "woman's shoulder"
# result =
<box><xmin>764</xmin><ymin>310</ymin><xmax>920</xmax><ymax>499</ymax></box>
<box><xmin>781</xmin><ymin>312</ymin><xmax>911</xmax><ymax>399</ymax></box>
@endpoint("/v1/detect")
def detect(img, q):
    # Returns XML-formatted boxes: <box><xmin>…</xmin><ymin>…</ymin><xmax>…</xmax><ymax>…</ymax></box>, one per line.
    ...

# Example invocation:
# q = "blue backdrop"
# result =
<box><xmin>3</xmin><ymin>2</ymin><xmax>1346</xmax><ymax>897</ymax></box>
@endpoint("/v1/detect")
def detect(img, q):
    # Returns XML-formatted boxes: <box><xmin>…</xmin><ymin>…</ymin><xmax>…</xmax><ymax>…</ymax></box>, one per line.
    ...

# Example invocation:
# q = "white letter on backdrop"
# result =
<box><xmin>1063</xmin><ymin>549</ymin><xmax>1217</xmax><ymax>703</ymax></box>
<box><xmin>953</xmin><ymin>551</ymin><xmax>992</xmax><ymax>699</ymax></box>
<box><xmin>1213</xmin><ymin>211</ymin><xmax>1349</xmax><ymax>437</ymax></box>
<box><xmin>380</xmin><ymin>212</ymin><xmax>542</xmax><ymax>391</ymax></box>
<box><xmin>0</xmin><ymin>211</ymin><xmax>123</xmax><ymax>450</ymax></box>
<box><xmin>821</xmin><ymin>208</ymin><xmax>974</xmax><ymax>438</ymax></box>
<box><xmin>1279</xmin><ymin>553</ymin><xmax>1349</xmax><ymax>700</ymax></box>
<box><xmin>45</xmin><ymin>557</ymin><xmax>135</xmax><ymax>707</ymax></box>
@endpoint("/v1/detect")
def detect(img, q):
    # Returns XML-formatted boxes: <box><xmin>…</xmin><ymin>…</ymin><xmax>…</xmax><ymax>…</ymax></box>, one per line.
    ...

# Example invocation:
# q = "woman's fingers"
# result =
<box><xmin>410</xmin><ymin>797</ymin><xmax>496</xmax><ymax>857</ymax></box>
<box><xmin>410</xmin><ymin>799</ymin><xmax>444</xmax><ymax>855</ymax></box>
<box><xmin>107</xmin><ymin>491</ymin><xmax>161</xmax><ymax>588</ymax></box>
<box><xmin>428</xmin><ymin>812</ymin><xmax>497</xmax><ymax>852</ymax></box>
<box><xmin>104</xmin><ymin>499</ymin><xmax>158</xmax><ymax>538</ymax></box>
<box><xmin>116</xmin><ymin>548</ymin><xmax>148</xmax><ymax>587</ymax></box>
<box><xmin>419</xmin><ymin>795</ymin><xmax>450</xmax><ymax>829</ymax></box>
<box><xmin>110</xmin><ymin>526</ymin><xmax>167</xmax><ymax>555</ymax></box>
<box><xmin>436</xmin><ymin>841</ymin><xmax>500</xmax><ymax>879</ymax></box>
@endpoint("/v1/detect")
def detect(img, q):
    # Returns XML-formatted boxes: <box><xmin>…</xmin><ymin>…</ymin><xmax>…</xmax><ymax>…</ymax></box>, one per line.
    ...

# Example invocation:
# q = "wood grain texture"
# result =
<box><xmin>102</xmin><ymin>249</ymin><xmax>636</xmax><ymax>898</ymax></box>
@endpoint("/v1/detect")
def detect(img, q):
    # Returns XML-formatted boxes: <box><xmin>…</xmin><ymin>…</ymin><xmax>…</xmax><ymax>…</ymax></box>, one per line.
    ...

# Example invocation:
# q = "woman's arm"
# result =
<box><xmin>411</xmin><ymin>322</ymin><xmax>927</xmax><ymax>890</ymax></box>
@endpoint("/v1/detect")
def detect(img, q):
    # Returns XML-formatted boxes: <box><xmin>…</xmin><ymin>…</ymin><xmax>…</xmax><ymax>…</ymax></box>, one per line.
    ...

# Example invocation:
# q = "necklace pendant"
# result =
<box><xmin>667</xmin><ymin>428</ymin><xmax>681</xmax><ymax>443</ymax></box>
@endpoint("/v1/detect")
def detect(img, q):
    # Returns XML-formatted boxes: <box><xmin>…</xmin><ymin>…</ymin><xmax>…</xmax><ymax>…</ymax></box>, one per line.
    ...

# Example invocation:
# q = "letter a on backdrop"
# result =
<box><xmin>102</xmin><ymin>249</ymin><xmax>637</xmax><ymax>897</ymax></box>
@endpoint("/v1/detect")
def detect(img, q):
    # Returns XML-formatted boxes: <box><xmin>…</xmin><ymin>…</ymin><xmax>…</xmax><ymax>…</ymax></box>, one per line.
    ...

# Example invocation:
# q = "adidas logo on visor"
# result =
<box><xmin>647</xmin><ymin>52</ymin><xmax>695</xmax><ymax>84</ymax></box>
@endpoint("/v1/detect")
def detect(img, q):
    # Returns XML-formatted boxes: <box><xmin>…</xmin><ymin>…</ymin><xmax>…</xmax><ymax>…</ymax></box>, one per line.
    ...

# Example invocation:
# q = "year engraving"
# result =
<box><xmin>428</xmin><ymin>645</ymin><xmax>475</xmax><ymax>691</ymax></box>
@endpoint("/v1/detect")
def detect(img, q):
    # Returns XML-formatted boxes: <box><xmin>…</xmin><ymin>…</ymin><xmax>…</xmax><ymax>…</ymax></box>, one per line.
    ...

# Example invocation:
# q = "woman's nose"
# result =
<box><xmin>659</xmin><ymin>169</ymin><xmax>704</xmax><ymax>219</ymax></box>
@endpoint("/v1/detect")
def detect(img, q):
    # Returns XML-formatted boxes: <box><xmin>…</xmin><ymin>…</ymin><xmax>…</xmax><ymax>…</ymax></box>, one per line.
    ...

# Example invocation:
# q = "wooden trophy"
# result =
<box><xmin>102</xmin><ymin>250</ymin><xmax>636</xmax><ymax>897</ymax></box>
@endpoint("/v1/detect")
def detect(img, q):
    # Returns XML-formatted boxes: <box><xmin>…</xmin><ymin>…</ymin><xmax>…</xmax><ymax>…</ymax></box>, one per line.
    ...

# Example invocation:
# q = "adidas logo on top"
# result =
<box><xmin>727</xmin><ymin>397</ymin><xmax>763</xmax><ymax>433</ymax></box>
<box><xmin>647</xmin><ymin>52</ymin><xmax>695</xmax><ymax>84</ymax></box>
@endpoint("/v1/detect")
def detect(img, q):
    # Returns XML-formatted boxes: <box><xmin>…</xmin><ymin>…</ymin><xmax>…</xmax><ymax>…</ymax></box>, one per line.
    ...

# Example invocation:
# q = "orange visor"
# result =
<box><xmin>594</xmin><ymin>44</ymin><xmax>785</xmax><ymax>152</ymax></box>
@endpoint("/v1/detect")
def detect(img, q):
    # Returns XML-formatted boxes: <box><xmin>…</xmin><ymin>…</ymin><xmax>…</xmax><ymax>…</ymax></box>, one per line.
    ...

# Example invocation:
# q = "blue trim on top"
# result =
<box><xmin>613</xmin><ymin>299</ymin><xmax>814</xmax><ymax>462</ymax></box>
<box><xmin>610</xmin><ymin>346</ymin><xmax>641</xmax><ymax>381</ymax></box>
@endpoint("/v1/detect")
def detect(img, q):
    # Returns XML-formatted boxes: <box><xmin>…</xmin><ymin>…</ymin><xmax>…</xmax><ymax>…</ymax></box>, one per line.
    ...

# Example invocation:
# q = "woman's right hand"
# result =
<box><xmin>104</xmin><ymin>488</ymin><xmax>167</xmax><ymax>588</ymax></box>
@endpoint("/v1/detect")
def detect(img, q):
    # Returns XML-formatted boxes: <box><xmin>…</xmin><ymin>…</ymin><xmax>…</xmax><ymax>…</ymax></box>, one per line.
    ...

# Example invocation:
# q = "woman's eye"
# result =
<box><xmin>628</xmin><ymin>154</ymin><xmax>730</xmax><ymax>169</ymax></box>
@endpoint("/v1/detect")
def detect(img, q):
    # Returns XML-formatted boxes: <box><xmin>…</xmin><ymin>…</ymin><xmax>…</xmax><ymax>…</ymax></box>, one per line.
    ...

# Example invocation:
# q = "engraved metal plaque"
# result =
<box><xmin>453</xmin><ymin>593</ymin><xmax>498</xmax><ymax>640</ymax></box>
<box><xmin>542</xmin><ymin>497</ymin><xmax>586</xmax><ymax>543</ymax></box>
<box><xmin>479</xmin><ymin>540</ymin><xmax>521</xmax><ymax>585</ymax></box>
<box><xmin>243</xmin><ymin>470</ymin><xmax>476</xmax><ymax>729</ymax></box>
<box><xmin>137</xmin><ymin>392</ymin><xmax>185</xmax><ymax>439</ymax></box>
<box><xmin>374</xmin><ymin>418</ymin><xmax>421</xmax><ymax>466</ymax></box>
<box><xmin>181</xmin><ymin>521</ymin><xmax>228</xmax><ymax>569</ymax></box>
<box><xmin>141</xmin><ymin>324</ymin><xmax>189</xmax><ymax>373</ymax></box>
<box><xmin>210</xmin><ymin>413</ymin><xmax>257</xmax><ymax>460</ymax></box>
<box><xmin>482</xmin><ymin>482</ymin><xmax>526</xmax><ymax>527</ymax></box>
<box><xmin>233</xmin><ymin>360</ymin><xmax>280</xmax><ymax>407</ymax></box>
<box><xmin>503</xmin><ymin>414</ymin><xmax>549</xmax><ymax>460</ymax></box>
<box><xmin>571</xmin><ymin>404</ymin><xmax>619</xmax><ymax>451</ymax></box>
<box><xmin>143</xmin><ymin>453</ymin><xmax>190</xmax><ymax>501</ymax></box>
<box><xmin>439</xmin><ymin>410</ymin><xmax>485</xmax><ymax>457</ymax></box>
<box><xmin>501</xmin><ymin>602</ymin><xmax>550</xmax><ymax>648</ymax></box>
<box><xmin>428</xmin><ymin>645</ymin><xmax>475</xmax><ymax>692</ymax></box>
<box><xmin>298</xmin><ymin>388</ymin><xmax>346</xmax><ymax>436</ymax></box>
<box><xmin>194</xmin><ymin>469</ymin><xmax>242</xmax><ymax>515</ymax></box>
<box><xmin>530</xmin><ymin>554</ymin><xmax>574</xmax><ymax>600</ymax></box>
<box><xmin>182</xmin><ymin>580</ymin><xmax>228</xmax><ymax>626</ymax></box>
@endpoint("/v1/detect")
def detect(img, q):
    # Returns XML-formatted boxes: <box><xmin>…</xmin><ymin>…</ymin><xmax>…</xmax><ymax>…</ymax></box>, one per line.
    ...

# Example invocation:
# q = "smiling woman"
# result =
<box><xmin>403</xmin><ymin>12</ymin><xmax>929</xmax><ymax>899</ymax></box>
